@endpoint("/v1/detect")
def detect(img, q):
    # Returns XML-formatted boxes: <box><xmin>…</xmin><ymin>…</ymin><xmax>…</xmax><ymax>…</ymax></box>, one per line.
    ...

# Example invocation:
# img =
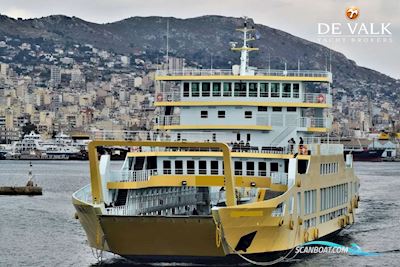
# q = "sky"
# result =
<box><xmin>1</xmin><ymin>0</ymin><xmax>399</xmax><ymax>79</ymax></box>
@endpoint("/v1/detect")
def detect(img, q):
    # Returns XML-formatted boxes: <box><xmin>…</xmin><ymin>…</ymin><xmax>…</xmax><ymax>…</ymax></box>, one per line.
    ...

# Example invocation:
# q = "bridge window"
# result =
<box><xmin>272</xmin><ymin>107</ymin><xmax>282</xmax><ymax>112</ymax></box>
<box><xmin>223</xmin><ymin>82</ymin><xmax>232</xmax><ymax>97</ymax></box>
<box><xmin>163</xmin><ymin>160</ymin><xmax>171</xmax><ymax>174</ymax></box>
<box><xmin>218</xmin><ymin>110</ymin><xmax>225</xmax><ymax>118</ymax></box>
<box><xmin>175</xmin><ymin>160</ymin><xmax>183</xmax><ymax>174</ymax></box>
<box><xmin>234</xmin><ymin>82</ymin><xmax>247</xmax><ymax>97</ymax></box>
<box><xmin>258</xmin><ymin>106</ymin><xmax>268</xmax><ymax>112</ymax></box>
<box><xmin>234</xmin><ymin>161</ymin><xmax>243</xmax><ymax>175</ymax></box>
<box><xmin>287</xmin><ymin>107</ymin><xmax>297</xmax><ymax>112</ymax></box>
<box><xmin>244</xmin><ymin>111</ymin><xmax>252</xmax><ymax>118</ymax></box>
<box><xmin>270</xmin><ymin>162</ymin><xmax>279</xmax><ymax>172</ymax></box>
<box><xmin>183</xmin><ymin>82</ymin><xmax>190</xmax><ymax>97</ymax></box>
<box><xmin>202</xmin><ymin>82</ymin><xmax>211</xmax><ymax>97</ymax></box>
<box><xmin>199</xmin><ymin>161</ymin><xmax>207</xmax><ymax>174</ymax></box>
<box><xmin>258</xmin><ymin>162</ymin><xmax>267</xmax><ymax>176</ymax></box>
<box><xmin>249</xmin><ymin>83</ymin><xmax>258</xmax><ymax>97</ymax></box>
<box><xmin>212</xmin><ymin>82</ymin><xmax>221</xmax><ymax>96</ymax></box>
<box><xmin>293</xmin><ymin>83</ymin><xmax>300</xmax><ymax>98</ymax></box>
<box><xmin>211</xmin><ymin>161</ymin><xmax>219</xmax><ymax>175</ymax></box>
<box><xmin>187</xmin><ymin>160</ymin><xmax>195</xmax><ymax>174</ymax></box>
<box><xmin>192</xmin><ymin>82</ymin><xmax>200</xmax><ymax>97</ymax></box>
<box><xmin>246</xmin><ymin>162</ymin><xmax>254</xmax><ymax>176</ymax></box>
<box><xmin>201</xmin><ymin>110</ymin><xmax>208</xmax><ymax>118</ymax></box>
<box><xmin>260</xmin><ymin>83</ymin><xmax>269</xmax><ymax>97</ymax></box>
<box><xmin>271</xmin><ymin>83</ymin><xmax>280</xmax><ymax>97</ymax></box>
<box><xmin>282</xmin><ymin>83</ymin><xmax>291</xmax><ymax>97</ymax></box>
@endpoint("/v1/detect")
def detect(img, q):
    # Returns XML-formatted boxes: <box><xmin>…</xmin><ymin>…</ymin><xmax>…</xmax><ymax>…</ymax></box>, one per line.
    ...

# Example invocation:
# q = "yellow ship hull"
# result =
<box><xmin>72</xmin><ymin>140</ymin><xmax>359</xmax><ymax>259</ymax></box>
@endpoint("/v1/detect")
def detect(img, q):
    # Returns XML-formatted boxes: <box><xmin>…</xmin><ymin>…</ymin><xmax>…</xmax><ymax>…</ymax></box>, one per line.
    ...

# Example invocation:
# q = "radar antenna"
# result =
<box><xmin>231</xmin><ymin>17</ymin><xmax>259</xmax><ymax>75</ymax></box>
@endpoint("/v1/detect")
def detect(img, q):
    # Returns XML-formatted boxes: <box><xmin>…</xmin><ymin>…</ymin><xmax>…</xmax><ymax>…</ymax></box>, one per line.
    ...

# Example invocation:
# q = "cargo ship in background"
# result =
<box><xmin>72</xmin><ymin>19</ymin><xmax>360</xmax><ymax>264</ymax></box>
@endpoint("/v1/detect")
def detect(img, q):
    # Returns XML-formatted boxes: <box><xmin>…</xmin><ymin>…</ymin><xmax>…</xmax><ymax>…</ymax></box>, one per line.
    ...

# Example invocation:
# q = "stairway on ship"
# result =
<box><xmin>114</xmin><ymin>189</ymin><xmax>128</xmax><ymax>206</ymax></box>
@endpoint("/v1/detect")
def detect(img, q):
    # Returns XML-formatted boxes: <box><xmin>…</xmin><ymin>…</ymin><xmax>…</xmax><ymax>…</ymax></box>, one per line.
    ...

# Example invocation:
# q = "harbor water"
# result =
<box><xmin>0</xmin><ymin>160</ymin><xmax>399</xmax><ymax>266</ymax></box>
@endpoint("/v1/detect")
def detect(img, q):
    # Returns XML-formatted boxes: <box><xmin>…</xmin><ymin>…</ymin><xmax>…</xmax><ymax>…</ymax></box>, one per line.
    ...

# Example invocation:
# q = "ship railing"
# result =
<box><xmin>154</xmin><ymin>114</ymin><xmax>328</xmax><ymax>128</ymax></box>
<box><xmin>155</xmin><ymin>91</ymin><xmax>332</xmax><ymax>105</ymax></box>
<box><xmin>271</xmin><ymin>172</ymin><xmax>288</xmax><ymax>185</ymax></box>
<box><xmin>72</xmin><ymin>184</ymin><xmax>92</xmax><ymax>204</ymax></box>
<box><xmin>155</xmin><ymin>115</ymin><xmax>181</xmax><ymax>126</ymax></box>
<box><xmin>156</xmin><ymin>69</ymin><xmax>331</xmax><ymax>79</ymax></box>
<box><xmin>105</xmin><ymin>187</ymin><xmax>198</xmax><ymax>216</ymax></box>
<box><xmin>109</xmin><ymin>169</ymin><xmax>157</xmax><ymax>182</ymax></box>
<box><xmin>307</xmin><ymin>143</ymin><xmax>344</xmax><ymax>155</ymax></box>
<box><xmin>299</xmin><ymin>117</ymin><xmax>329</xmax><ymax>128</ymax></box>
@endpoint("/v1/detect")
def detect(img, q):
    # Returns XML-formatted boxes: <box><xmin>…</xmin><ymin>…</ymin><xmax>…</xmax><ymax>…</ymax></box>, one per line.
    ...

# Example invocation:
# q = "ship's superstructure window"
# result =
<box><xmin>211</xmin><ymin>161</ymin><xmax>219</xmax><ymax>175</ymax></box>
<box><xmin>287</xmin><ymin>107</ymin><xmax>297</xmax><ymax>112</ymax></box>
<box><xmin>304</xmin><ymin>189</ymin><xmax>317</xmax><ymax>214</ymax></box>
<box><xmin>246</xmin><ymin>133</ymin><xmax>251</xmax><ymax>142</ymax></box>
<box><xmin>271</xmin><ymin>83</ymin><xmax>280</xmax><ymax>97</ymax></box>
<box><xmin>218</xmin><ymin>110</ymin><xmax>226</xmax><ymax>118</ymax></box>
<box><xmin>320</xmin><ymin>162</ymin><xmax>339</xmax><ymax>175</ymax></box>
<box><xmin>175</xmin><ymin>160</ymin><xmax>183</xmax><ymax>174</ymax></box>
<box><xmin>202</xmin><ymin>82</ymin><xmax>211</xmax><ymax>97</ymax></box>
<box><xmin>245</xmin><ymin>111</ymin><xmax>252</xmax><ymax>118</ymax></box>
<box><xmin>191</xmin><ymin>82</ymin><xmax>200</xmax><ymax>97</ymax></box>
<box><xmin>293</xmin><ymin>83</ymin><xmax>300</xmax><ymax>98</ymax></box>
<box><xmin>183</xmin><ymin>82</ymin><xmax>190</xmax><ymax>97</ymax></box>
<box><xmin>249</xmin><ymin>83</ymin><xmax>258</xmax><ymax>97</ymax></box>
<box><xmin>234</xmin><ymin>82</ymin><xmax>247</xmax><ymax>97</ymax></box>
<box><xmin>297</xmin><ymin>192</ymin><xmax>302</xmax><ymax>215</ymax></box>
<box><xmin>272</xmin><ymin>107</ymin><xmax>282</xmax><ymax>112</ymax></box>
<box><xmin>223</xmin><ymin>82</ymin><xmax>232</xmax><ymax>97</ymax></box>
<box><xmin>213</xmin><ymin>83</ymin><xmax>221</xmax><ymax>96</ymax></box>
<box><xmin>236</xmin><ymin>133</ymin><xmax>241</xmax><ymax>141</ymax></box>
<box><xmin>258</xmin><ymin>162</ymin><xmax>267</xmax><ymax>176</ymax></box>
<box><xmin>200</xmin><ymin>110</ymin><xmax>208</xmax><ymax>118</ymax></box>
<box><xmin>163</xmin><ymin>160</ymin><xmax>171</xmax><ymax>174</ymax></box>
<box><xmin>260</xmin><ymin>83</ymin><xmax>269</xmax><ymax>97</ymax></box>
<box><xmin>258</xmin><ymin>106</ymin><xmax>268</xmax><ymax>112</ymax></box>
<box><xmin>282</xmin><ymin>83</ymin><xmax>291</xmax><ymax>97</ymax></box>
<box><xmin>234</xmin><ymin>161</ymin><xmax>243</xmax><ymax>175</ymax></box>
<box><xmin>320</xmin><ymin>183</ymin><xmax>348</xmax><ymax>211</ymax></box>
<box><xmin>199</xmin><ymin>161</ymin><xmax>207</xmax><ymax>174</ymax></box>
<box><xmin>246</xmin><ymin>162</ymin><xmax>255</xmax><ymax>176</ymax></box>
<box><xmin>270</xmin><ymin>162</ymin><xmax>279</xmax><ymax>172</ymax></box>
<box><xmin>187</xmin><ymin>160</ymin><xmax>195</xmax><ymax>174</ymax></box>
<box><xmin>289</xmin><ymin>195</ymin><xmax>294</xmax><ymax>214</ymax></box>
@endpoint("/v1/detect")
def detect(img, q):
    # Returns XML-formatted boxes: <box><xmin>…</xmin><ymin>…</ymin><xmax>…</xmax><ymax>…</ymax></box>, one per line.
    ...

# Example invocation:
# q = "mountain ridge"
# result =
<box><xmin>0</xmin><ymin>14</ymin><xmax>398</xmax><ymax>93</ymax></box>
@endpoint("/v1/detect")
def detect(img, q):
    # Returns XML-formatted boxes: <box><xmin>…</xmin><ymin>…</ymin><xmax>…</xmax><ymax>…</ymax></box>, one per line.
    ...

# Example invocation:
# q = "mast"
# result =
<box><xmin>231</xmin><ymin>17</ymin><xmax>259</xmax><ymax>75</ymax></box>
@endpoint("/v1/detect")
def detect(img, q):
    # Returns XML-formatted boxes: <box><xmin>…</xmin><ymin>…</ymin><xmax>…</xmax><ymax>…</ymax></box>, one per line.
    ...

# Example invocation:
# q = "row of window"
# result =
<box><xmin>183</xmin><ymin>82</ymin><xmax>300</xmax><ymax>98</ymax></box>
<box><xmin>319</xmin><ymin>207</ymin><xmax>348</xmax><ymax>224</ymax></box>
<box><xmin>304</xmin><ymin>217</ymin><xmax>317</xmax><ymax>228</ymax></box>
<box><xmin>199</xmin><ymin>107</ymin><xmax>297</xmax><ymax>119</ymax></box>
<box><xmin>304</xmin><ymin>189</ymin><xmax>317</xmax><ymax>215</ymax></box>
<box><xmin>162</xmin><ymin>160</ymin><xmax>280</xmax><ymax>176</ymax></box>
<box><xmin>320</xmin><ymin>183</ymin><xmax>348</xmax><ymax>211</ymax></box>
<box><xmin>320</xmin><ymin>162</ymin><xmax>339</xmax><ymax>175</ymax></box>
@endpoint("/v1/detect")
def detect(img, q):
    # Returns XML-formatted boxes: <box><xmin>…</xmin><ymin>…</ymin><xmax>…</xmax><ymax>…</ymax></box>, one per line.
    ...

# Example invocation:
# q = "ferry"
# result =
<box><xmin>72</xmin><ymin>19</ymin><xmax>360</xmax><ymax>263</ymax></box>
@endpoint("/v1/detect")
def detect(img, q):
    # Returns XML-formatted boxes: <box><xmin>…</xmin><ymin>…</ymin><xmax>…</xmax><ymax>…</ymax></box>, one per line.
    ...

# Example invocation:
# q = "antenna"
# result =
<box><xmin>329</xmin><ymin>49</ymin><xmax>332</xmax><ymax>72</ymax></box>
<box><xmin>297</xmin><ymin>59</ymin><xmax>300</xmax><ymax>72</ymax></box>
<box><xmin>231</xmin><ymin>17</ymin><xmax>259</xmax><ymax>75</ymax></box>
<box><xmin>166</xmin><ymin>18</ymin><xmax>169</xmax><ymax>68</ymax></box>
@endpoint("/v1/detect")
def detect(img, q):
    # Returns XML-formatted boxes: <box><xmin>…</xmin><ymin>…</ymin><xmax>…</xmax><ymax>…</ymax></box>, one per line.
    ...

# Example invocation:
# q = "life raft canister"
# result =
<box><xmin>317</xmin><ymin>94</ymin><xmax>325</xmax><ymax>103</ymax></box>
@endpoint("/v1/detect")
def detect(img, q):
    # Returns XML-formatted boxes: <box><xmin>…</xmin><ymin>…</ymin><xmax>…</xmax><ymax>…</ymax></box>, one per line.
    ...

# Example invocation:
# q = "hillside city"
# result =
<box><xmin>0</xmin><ymin>33</ymin><xmax>399</xmax><ymax>143</ymax></box>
